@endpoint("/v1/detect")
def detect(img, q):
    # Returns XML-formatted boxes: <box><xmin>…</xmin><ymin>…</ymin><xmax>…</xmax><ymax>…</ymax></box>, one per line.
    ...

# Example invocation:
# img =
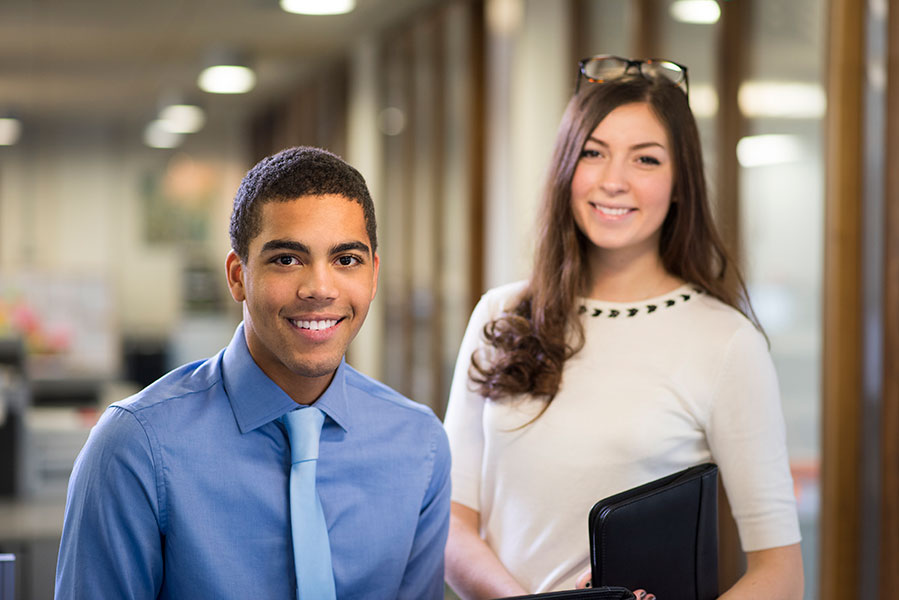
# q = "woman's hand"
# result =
<box><xmin>574</xmin><ymin>568</ymin><xmax>655</xmax><ymax>599</ymax></box>
<box><xmin>573</xmin><ymin>543</ymin><xmax>802</xmax><ymax>599</ymax></box>
<box><xmin>574</xmin><ymin>568</ymin><xmax>592</xmax><ymax>589</ymax></box>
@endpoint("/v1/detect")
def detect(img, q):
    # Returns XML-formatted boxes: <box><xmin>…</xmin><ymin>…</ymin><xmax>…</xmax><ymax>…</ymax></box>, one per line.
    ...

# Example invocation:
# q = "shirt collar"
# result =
<box><xmin>222</xmin><ymin>323</ymin><xmax>352</xmax><ymax>434</ymax></box>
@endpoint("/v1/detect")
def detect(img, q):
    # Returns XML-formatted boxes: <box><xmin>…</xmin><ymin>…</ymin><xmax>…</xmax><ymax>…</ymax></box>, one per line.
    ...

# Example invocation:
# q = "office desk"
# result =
<box><xmin>0</xmin><ymin>499</ymin><xmax>66</xmax><ymax>600</ymax></box>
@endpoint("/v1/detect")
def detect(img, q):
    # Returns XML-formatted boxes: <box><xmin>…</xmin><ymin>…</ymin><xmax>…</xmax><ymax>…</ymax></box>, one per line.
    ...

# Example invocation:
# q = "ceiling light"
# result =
<box><xmin>144</xmin><ymin>120</ymin><xmax>184</xmax><ymax>149</ymax></box>
<box><xmin>280</xmin><ymin>0</ymin><xmax>355</xmax><ymax>14</ymax></box>
<box><xmin>198</xmin><ymin>65</ymin><xmax>256</xmax><ymax>94</ymax></box>
<box><xmin>736</xmin><ymin>134</ymin><xmax>804</xmax><ymax>167</ymax></box>
<box><xmin>486</xmin><ymin>0</ymin><xmax>524</xmax><ymax>35</ymax></box>
<box><xmin>159</xmin><ymin>104</ymin><xmax>206</xmax><ymax>134</ymax></box>
<box><xmin>377</xmin><ymin>107</ymin><xmax>406</xmax><ymax>136</ymax></box>
<box><xmin>0</xmin><ymin>117</ymin><xmax>22</xmax><ymax>145</ymax></box>
<box><xmin>738</xmin><ymin>81</ymin><xmax>826</xmax><ymax>119</ymax></box>
<box><xmin>669</xmin><ymin>0</ymin><xmax>721</xmax><ymax>24</ymax></box>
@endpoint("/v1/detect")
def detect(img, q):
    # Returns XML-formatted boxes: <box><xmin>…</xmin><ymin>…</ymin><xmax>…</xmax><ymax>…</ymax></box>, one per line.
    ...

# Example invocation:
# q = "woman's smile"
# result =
<box><xmin>590</xmin><ymin>203</ymin><xmax>636</xmax><ymax>219</ymax></box>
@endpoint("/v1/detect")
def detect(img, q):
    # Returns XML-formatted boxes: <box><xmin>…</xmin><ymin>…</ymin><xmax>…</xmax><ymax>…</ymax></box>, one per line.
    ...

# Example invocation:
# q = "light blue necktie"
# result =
<box><xmin>281</xmin><ymin>407</ymin><xmax>336</xmax><ymax>600</ymax></box>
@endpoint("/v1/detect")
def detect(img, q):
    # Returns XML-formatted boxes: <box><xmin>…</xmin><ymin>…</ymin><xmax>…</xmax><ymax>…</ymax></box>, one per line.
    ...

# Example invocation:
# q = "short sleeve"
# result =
<box><xmin>443</xmin><ymin>295</ymin><xmax>490</xmax><ymax>511</ymax></box>
<box><xmin>443</xmin><ymin>283</ymin><xmax>525</xmax><ymax>512</ymax></box>
<box><xmin>706</xmin><ymin>325</ymin><xmax>802</xmax><ymax>551</ymax></box>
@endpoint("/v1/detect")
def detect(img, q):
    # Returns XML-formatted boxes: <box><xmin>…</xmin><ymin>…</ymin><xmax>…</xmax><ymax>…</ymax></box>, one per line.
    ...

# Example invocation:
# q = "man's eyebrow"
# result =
<box><xmin>260</xmin><ymin>239</ymin><xmax>309</xmax><ymax>254</ymax></box>
<box><xmin>331</xmin><ymin>241</ymin><xmax>371</xmax><ymax>256</ymax></box>
<box><xmin>258</xmin><ymin>239</ymin><xmax>371</xmax><ymax>256</ymax></box>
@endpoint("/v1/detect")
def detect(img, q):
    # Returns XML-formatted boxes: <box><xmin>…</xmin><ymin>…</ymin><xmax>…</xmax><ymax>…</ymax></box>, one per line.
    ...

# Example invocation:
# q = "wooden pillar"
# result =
<box><xmin>427</xmin><ymin>11</ymin><xmax>446</xmax><ymax>415</ymax></box>
<box><xmin>715</xmin><ymin>0</ymin><xmax>748</xmax><ymax>262</ymax></box>
<box><xmin>630</xmin><ymin>0</ymin><xmax>660</xmax><ymax>59</ymax></box>
<box><xmin>820</xmin><ymin>0</ymin><xmax>865</xmax><ymax>596</ymax></box>
<box><xmin>468</xmin><ymin>0</ymin><xmax>486</xmax><ymax>312</ymax></box>
<box><xmin>881</xmin><ymin>0</ymin><xmax>899</xmax><ymax>593</ymax></box>
<box><xmin>714</xmin><ymin>0</ymin><xmax>750</xmax><ymax>590</ymax></box>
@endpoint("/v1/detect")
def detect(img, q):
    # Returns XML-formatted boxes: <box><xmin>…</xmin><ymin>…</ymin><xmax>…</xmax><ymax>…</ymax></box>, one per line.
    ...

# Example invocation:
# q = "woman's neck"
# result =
<box><xmin>585</xmin><ymin>249</ymin><xmax>683</xmax><ymax>302</ymax></box>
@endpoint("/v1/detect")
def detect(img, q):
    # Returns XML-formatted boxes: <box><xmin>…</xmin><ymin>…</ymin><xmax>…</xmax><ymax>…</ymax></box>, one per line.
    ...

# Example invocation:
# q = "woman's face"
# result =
<box><xmin>570</xmin><ymin>102</ymin><xmax>674</xmax><ymax>267</ymax></box>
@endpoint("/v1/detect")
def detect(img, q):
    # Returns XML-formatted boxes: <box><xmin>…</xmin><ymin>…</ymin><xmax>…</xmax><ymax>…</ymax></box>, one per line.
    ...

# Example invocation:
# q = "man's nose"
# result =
<box><xmin>297</xmin><ymin>263</ymin><xmax>338</xmax><ymax>300</ymax></box>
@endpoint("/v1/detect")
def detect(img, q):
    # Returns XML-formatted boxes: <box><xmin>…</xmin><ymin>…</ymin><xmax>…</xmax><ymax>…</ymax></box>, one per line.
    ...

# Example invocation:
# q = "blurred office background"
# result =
<box><xmin>0</xmin><ymin>0</ymin><xmax>895</xmax><ymax>598</ymax></box>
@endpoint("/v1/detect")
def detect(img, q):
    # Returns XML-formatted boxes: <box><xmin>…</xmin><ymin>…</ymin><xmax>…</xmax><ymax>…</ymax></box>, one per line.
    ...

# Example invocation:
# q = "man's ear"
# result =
<box><xmin>225</xmin><ymin>250</ymin><xmax>247</xmax><ymax>302</ymax></box>
<box><xmin>370</xmin><ymin>252</ymin><xmax>380</xmax><ymax>301</ymax></box>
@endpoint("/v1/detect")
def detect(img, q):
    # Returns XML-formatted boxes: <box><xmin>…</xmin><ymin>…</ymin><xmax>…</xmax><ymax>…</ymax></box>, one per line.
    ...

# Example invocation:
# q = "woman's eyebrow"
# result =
<box><xmin>585</xmin><ymin>136</ymin><xmax>666</xmax><ymax>151</ymax></box>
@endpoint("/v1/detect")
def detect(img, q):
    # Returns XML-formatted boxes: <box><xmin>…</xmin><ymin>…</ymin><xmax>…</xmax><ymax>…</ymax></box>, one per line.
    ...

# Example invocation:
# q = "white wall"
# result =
<box><xmin>0</xmin><ymin>116</ymin><xmax>248</xmax><ymax>359</ymax></box>
<box><xmin>346</xmin><ymin>34</ymin><xmax>385</xmax><ymax>380</ymax></box>
<box><xmin>483</xmin><ymin>0</ymin><xmax>573</xmax><ymax>290</ymax></box>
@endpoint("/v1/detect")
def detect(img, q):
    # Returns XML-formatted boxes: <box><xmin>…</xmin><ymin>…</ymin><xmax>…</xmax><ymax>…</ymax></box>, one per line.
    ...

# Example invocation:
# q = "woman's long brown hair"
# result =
<box><xmin>470</xmin><ymin>75</ymin><xmax>762</xmax><ymax>404</ymax></box>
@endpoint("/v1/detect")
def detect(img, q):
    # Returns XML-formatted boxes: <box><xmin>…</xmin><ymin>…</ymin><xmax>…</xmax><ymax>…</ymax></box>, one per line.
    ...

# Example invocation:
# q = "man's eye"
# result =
<box><xmin>337</xmin><ymin>255</ymin><xmax>360</xmax><ymax>267</ymax></box>
<box><xmin>275</xmin><ymin>256</ymin><xmax>298</xmax><ymax>266</ymax></box>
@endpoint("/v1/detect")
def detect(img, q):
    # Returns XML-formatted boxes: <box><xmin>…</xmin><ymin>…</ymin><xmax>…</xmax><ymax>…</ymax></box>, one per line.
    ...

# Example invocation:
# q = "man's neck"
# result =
<box><xmin>285</xmin><ymin>371</ymin><xmax>336</xmax><ymax>406</ymax></box>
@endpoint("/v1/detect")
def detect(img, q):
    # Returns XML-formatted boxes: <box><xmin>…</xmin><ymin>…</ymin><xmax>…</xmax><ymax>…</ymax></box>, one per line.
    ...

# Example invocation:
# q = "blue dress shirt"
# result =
<box><xmin>55</xmin><ymin>324</ymin><xmax>451</xmax><ymax>599</ymax></box>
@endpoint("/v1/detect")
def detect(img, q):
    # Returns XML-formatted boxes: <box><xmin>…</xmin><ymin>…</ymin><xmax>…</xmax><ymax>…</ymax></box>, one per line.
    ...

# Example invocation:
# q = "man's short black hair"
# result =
<box><xmin>229</xmin><ymin>146</ymin><xmax>377</xmax><ymax>262</ymax></box>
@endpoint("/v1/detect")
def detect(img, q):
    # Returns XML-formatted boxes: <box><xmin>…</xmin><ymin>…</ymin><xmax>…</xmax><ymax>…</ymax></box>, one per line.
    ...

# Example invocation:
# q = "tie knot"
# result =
<box><xmin>281</xmin><ymin>407</ymin><xmax>325</xmax><ymax>464</ymax></box>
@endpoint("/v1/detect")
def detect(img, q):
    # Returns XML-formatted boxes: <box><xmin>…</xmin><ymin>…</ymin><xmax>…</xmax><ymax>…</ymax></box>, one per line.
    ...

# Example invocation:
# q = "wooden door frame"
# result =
<box><xmin>821</xmin><ymin>0</ymin><xmax>865</xmax><ymax>597</ymax></box>
<box><xmin>714</xmin><ymin>0</ymin><xmax>751</xmax><ymax>590</ymax></box>
<box><xmin>881</xmin><ymin>0</ymin><xmax>899</xmax><ymax>594</ymax></box>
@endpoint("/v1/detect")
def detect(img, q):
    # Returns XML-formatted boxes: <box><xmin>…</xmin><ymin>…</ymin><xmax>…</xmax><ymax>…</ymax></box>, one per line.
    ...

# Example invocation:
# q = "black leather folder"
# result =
<box><xmin>588</xmin><ymin>463</ymin><xmax>719</xmax><ymax>600</ymax></box>
<box><xmin>500</xmin><ymin>586</ymin><xmax>635</xmax><ymax>600</ymax></box>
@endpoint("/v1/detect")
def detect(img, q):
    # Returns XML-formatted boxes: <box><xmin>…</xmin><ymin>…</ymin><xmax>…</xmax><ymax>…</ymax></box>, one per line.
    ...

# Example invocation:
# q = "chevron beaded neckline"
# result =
<box><xmin>577</xmin><ymin>286</ymin><xmax>704</xmax><ymax>319</ymax></box>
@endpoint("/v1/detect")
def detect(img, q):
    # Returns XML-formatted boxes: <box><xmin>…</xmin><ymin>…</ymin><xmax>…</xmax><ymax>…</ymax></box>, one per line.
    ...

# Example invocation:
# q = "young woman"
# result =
<box><xmin>443</xmin><ymin>57</ymin><xmax>803</xmax><ymax>599</ymax></box>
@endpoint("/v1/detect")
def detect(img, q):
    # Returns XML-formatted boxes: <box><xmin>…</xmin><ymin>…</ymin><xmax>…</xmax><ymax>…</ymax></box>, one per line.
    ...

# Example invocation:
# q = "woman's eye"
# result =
<box><xmin>580</xmin><ymin>149</ymin><xmax>601</xmax><ymax>158</ymax></box>
<box><xmin>337</xmin><ymin>255</ymin><xmax>360</xmax><ymax>267</ymax></box>
<box><xmin>637</xmin><ymin>156</ymin><xmax>661</xmax><ymax>166</ymax></box>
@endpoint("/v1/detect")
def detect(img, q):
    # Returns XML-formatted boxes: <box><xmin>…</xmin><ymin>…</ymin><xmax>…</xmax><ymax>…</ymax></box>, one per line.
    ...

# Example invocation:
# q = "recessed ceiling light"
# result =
<box><xmin>486</xmin><ymin>0</ymin><xmax>524</xmax><ymax>35</ymax></box>
<box><xmin>280</xmin><ymin>0</ymin><xmax>356</xmax><ymax>15</ymax></box>
<box><xmin>669</xmin><ymin>0</ymin><xmax>721</xmax><ymax>24</ymax></box>
<box><xmin>377</xmin><ymin>107</ymin><xmax>406</xmax><ymax>136</ymax></box>
<box><xmin>159</xmin><ymin>104</ymin><xmax>206</xmax><ymax>134</ymax></box>
<box><xmin>198</xmin><ymin>65</ymin><xmax>256</xmax><ymax>94</ymax></box>
<box><xmin>0</xmin><ymin>117</ymin><xmax>22</xmax><ymax>145</ymax></box>
<box><xmin>144</xmin><ymin>120</ymin><xmax>184</xmax><ymax>148</ymax></box>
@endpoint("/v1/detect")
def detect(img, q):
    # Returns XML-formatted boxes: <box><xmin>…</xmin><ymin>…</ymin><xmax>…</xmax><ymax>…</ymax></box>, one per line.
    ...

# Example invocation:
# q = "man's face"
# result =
<box><xmin>226</xmin><ymin>194</ymin><xmax>379</xmax><ymax>403</ymax></box>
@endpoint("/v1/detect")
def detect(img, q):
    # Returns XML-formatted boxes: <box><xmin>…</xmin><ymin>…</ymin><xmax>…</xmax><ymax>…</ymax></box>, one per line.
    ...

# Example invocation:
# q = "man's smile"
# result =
<box><xmin>289</xmin><ymin>318</ymin><xmax>342</xmax><ymax>331</ymax></box>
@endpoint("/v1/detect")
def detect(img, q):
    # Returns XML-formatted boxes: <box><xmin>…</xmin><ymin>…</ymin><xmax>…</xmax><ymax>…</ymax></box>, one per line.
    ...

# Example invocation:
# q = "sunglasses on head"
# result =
<box><xmin>576</xmin><ymin>55</ymin><xmax>689</xmax><ymax>98</ymax></box>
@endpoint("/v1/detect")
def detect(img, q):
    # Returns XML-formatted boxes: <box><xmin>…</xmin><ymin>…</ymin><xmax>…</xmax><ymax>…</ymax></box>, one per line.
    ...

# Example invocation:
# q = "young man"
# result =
<box><xmin>55</xmin><ymin>147</ymin><xmax>451</xmax><ymax>599</ymax></box>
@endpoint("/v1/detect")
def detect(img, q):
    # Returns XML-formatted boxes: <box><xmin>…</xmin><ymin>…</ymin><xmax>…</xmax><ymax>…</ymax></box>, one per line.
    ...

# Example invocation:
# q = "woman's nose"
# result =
<box><xmin>598</xmin><ymin>161</ymin><xmax>629</xmax><ymax>195</ymax></box>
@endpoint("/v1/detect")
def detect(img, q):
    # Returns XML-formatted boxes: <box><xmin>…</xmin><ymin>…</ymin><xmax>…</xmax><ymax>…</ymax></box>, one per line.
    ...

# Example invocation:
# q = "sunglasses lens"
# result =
<box><xmin>577</xmin><ymin>56</ymin><xmax>689</xmax><ymax>96</ymax></box>
<box><xmin>582</xmin><ymin>57</ymin><xmax>629</xmax><ymax>82</ymax></box>
<box><xmin>642</xmin><ymin>60</ymin><xmax>686</xmax><ymax>85</ymax></box>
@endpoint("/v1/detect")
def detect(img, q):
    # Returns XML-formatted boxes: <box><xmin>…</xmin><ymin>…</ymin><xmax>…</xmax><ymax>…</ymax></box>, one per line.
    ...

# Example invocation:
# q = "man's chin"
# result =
<box><xmin>290</xmin><ymin>357</ymin><xmax>343</xmax><ymax>380</ymax></box>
